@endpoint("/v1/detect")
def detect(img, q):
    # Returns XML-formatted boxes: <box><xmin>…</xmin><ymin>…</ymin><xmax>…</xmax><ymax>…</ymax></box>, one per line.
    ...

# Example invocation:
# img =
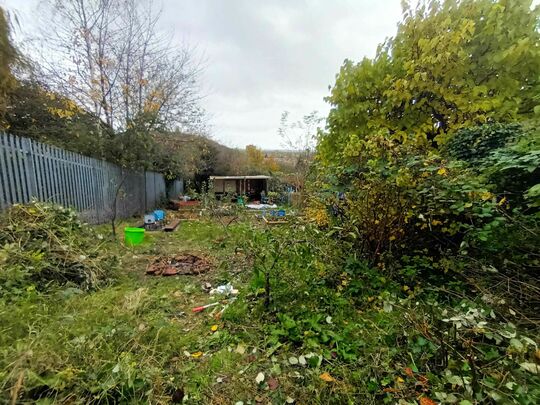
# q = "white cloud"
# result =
<box><xmin>2</xmin><ymin>0</ymin><xmax>403</xmax><ymax>149</ymax></box>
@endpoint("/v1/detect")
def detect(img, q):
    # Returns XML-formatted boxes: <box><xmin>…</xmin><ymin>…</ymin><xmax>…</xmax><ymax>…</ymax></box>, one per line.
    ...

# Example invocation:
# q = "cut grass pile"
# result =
<box><xmin>0</xmin><ymin>202</ymin><xmax>117</xmax><ymax>295</ymax></box>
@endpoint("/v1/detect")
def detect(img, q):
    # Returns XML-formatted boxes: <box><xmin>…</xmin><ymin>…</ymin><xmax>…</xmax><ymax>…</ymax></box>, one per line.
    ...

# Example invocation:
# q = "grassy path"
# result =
<box><xmin>2</xmin><ymin>218</ymin><xmax>334</xmax><ymax>404</ymax></box>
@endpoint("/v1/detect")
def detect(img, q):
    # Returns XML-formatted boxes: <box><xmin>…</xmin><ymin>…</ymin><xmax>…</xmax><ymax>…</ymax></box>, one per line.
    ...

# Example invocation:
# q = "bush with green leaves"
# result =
<box><xmin>231</xmin><ymin>219</ymin><xmax>540</xmax><ymax>404</ymax></box>
<box><xmin>446</xmin><ymin>123</ymin><xmax>522</xmax><ymax>161</ymax></box>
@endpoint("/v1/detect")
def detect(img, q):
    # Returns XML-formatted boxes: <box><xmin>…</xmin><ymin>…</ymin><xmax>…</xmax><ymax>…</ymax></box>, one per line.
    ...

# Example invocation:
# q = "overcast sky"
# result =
<box><xmin>1</xmin><ymin>0</ymin><xmax>403</xmax><ymax>149</ymax></box>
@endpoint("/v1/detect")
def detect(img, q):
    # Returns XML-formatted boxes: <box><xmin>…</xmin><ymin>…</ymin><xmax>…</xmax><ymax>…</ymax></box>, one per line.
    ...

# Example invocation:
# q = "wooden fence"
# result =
<box><xmin>0</xmin><ymin>132</ymin><xmax>183</xmax><ymax>223</ymax></box>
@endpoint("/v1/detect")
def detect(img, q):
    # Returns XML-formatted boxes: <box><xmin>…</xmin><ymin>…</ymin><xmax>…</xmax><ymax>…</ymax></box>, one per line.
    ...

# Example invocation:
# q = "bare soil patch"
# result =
<box><xmin>146</xmin><ymin>253</ymin><xmax>212</xmax><ymax>276</ymax></box>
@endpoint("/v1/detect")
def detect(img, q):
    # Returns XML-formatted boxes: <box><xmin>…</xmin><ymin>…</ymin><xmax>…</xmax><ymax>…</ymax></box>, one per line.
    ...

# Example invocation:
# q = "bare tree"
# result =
<box><xmin>34</xmin><ymin>0</ymin><xmax>205</xmax><ymax>140</ymax></box>
<box><xmin>278</xmin><ymin>110</ymin><xmax>322</xmax><ymax>191</ymax></box>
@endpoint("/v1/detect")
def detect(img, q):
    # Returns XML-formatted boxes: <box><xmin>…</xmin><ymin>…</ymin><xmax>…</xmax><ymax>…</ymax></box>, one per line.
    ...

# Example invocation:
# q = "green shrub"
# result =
<box><xmin>446</xmin><ymin>123</ymin><xmax>521</xmax><ymax>161</ymax></box>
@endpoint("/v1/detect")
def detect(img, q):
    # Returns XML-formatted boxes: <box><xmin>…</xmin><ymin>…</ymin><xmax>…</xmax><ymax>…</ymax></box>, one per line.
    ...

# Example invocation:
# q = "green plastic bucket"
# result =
<box><xmin>124</xmin><ymin>227</ymin><xmax>145</xmax><ymax>246</ymax></box>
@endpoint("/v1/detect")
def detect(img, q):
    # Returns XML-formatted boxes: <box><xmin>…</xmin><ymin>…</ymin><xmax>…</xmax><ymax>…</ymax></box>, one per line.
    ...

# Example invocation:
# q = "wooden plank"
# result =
<box><xmin>163</xmin><ymin>219</ymin><xmax>181</xmax><ymax>232</ymax></box>
<box><xmin>262</xmin><ymin>216</ymin><xmax>288</xmax><ymax>225</ymax></box>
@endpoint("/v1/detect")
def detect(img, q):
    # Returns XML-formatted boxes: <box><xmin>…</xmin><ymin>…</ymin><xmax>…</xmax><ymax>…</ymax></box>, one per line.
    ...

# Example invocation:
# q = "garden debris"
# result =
<box><xmin>319</xmin><ymin>372</ymin><xmax>335</xmax><ymax>382</ymax></box>
<box><xmin>209</xmin><ymin>283</ymin><xmax>238</xmax><ymax>296</ymax></box>
<box><xmin>202</xmin><ymin>282</ymin><xmax>212</xmax><ymax>292</ymax></box>
<box><xmin>419</xmin><ymin>397</ymin><xmax>437</xmax><ymax>405</ymax></box>
<box><xmin>267</xmin><ymin>377</ymin><xmax>279</xmax><ymax>390</ymax></box>
<box><xmin>255</xmin><ymin>372</ymin><xmax>265</xmax><ymax>384</ymax></box>
<box><xmin>246</xmin><ymin>203</ymin><xmax>277</xmax><ymax>209</ymax></box>
<box><xmin>235</xmin><ymin>344</ymin><xmax>246</xmax><ymax>355</ymax></box>
<box><xmin>163</xmin><ymin>219</ymin><xmax>180</xmax><ymax>232</ymax></box>
<box><xmin>192</xmin><ymin>297</ymin><xmax>236</xmax><ymax>314</ymax></box>
<box><xmin>0</xmin><ymin>202</ymin><xmax>117</xmax><ymax>292</ymax></box>
<box><xmin>192</xmin><ymin>302</ymin><xmax>220</xmax><ymax>313</ymax></box>
<box><xmin>146</xmin><ymin>254</ymin><xmax>212</xmax><ymax>276</ymax></box>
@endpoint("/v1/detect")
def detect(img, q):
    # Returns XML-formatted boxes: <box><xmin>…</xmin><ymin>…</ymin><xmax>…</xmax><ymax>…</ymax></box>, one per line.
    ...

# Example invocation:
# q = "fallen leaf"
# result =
<box><xmin>285</xmin><ymin>397</ymin><xmax>295</xmax><ymax>404</ymax></box>
<box><xmin>211</xmin><ymin>324</ymin><xmax>218</xmax><ymax>332</ymax></box>
<box><xmin>419</xmin><ymin>397</ymin><xmax>437</xmax><ymax>405</ymax></box>
<box><xmin>437</xmin><ymin>167</ymin><xmax>447</xmax><ymax>176</ymax></box>
<box><xmin>289</xmin><ymin>356</ymin><xmax>299</xmax><ymax>365</ymax></box>
<box><xmin>319</xmin><ymin>372</ymin><xmax>335</xmax><ymax>382</ymax></box>
<box><xmin>417</xmin><ymin>374</ymin><xmax>429</xmax><ymax>386</ymax></box>
<box><xmin>235</xmin><ymin>344</ymin><xmax>246</xmax><ymax>355</ymax></box>
<box><xmin>267</xmin><ymin>377</ymin><xmax>279</xmax><ymax>390</ymax></box>
<box><xmin>191</xmin><ymin>351</ymin><xmax>203</xmax><ymax>358</ymax></box>
<box><xmin>520</xmin><ymin>362</ymin><xmax>539</xmax><ymax>374</ymax></box>
<box><xmin>396</xmin><ymin>376</ymin><xmax>405</xmax><ymax>384</ymax></box>
<box><xmin>404</xmin><ymin>367</ymin><xmax>414</xmax><ymax>377</ymax></box>
<box><xmin>255</xmin><ymin>372</ymin><xmax>265</xmax><ymax>384</ymax></box>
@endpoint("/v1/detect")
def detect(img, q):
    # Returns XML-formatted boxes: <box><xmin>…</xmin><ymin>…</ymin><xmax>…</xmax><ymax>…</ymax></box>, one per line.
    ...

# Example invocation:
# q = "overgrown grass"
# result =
<box><xmin>1</xmin><ymin>214</ymin><xmax>539</xmax><ymax>404</ymax></box>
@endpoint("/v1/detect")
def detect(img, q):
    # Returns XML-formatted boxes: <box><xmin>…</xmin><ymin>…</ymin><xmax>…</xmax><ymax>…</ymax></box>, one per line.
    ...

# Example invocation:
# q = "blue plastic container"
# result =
<box><xmin>277</xmin><ymin>210</ymin><xmax>286</xmax><ymax>217</ymax></box>
<box><xmin>153</xmin><ymin>210</ymin><xmax>165</xmax><ymax>221</ymax></box>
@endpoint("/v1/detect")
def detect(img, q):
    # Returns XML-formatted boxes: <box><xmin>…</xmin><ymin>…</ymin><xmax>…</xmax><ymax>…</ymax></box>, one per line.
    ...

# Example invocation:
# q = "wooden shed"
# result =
<box><xmin>210</xmin><ymin>175</ymin><xmax>270</xmax><ymax>200</ymax></box>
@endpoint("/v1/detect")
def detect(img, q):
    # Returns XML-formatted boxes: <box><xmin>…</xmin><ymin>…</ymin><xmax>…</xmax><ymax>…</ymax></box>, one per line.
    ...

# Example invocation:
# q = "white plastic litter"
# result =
<box><xmin>245</xmin><ymin>204</ymin><xmax>277</xmax><ymax>209</ymax></box>
<box><xmin>209</xmin><ymin>283</ymin><xmax>239</xmax><ymax>296</ymax></box>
